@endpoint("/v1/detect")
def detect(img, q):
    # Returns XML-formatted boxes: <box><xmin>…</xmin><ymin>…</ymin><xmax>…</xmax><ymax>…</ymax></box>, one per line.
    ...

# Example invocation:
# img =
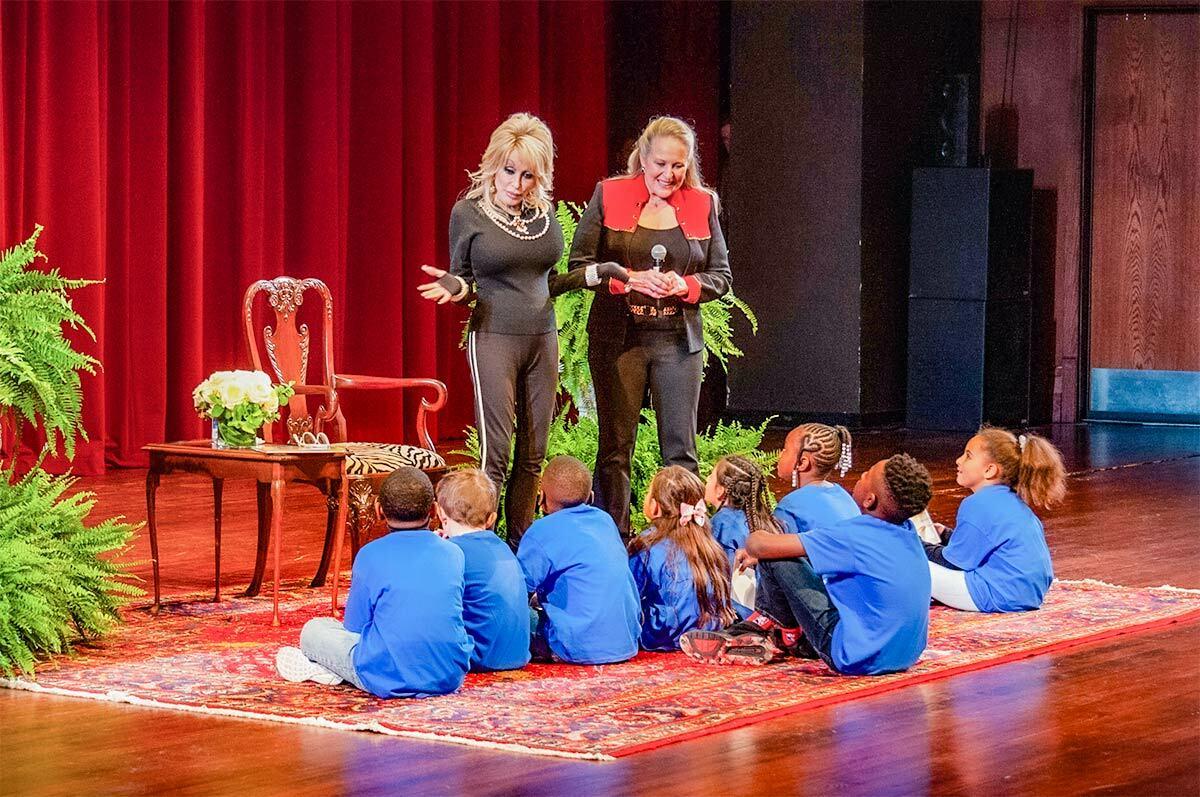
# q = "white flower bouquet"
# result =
<box><xmin>192</xmin><ymin>370</ymin><xmax>295</xmax><ymax>448</ymax></box>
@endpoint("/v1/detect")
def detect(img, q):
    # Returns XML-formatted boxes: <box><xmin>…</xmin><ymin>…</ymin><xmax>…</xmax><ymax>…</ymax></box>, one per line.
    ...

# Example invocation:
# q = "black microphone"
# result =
<box><xmin>650</xmin><ymin>244</ymin><xmax>667</xmax><ymax>312</ymax></box>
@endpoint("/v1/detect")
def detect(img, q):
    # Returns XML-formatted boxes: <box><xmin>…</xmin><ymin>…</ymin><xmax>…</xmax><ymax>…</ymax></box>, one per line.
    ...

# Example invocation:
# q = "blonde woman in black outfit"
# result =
<box><xmin>567</xmin><ymin>116</ymin><xmax>731</xmax><ymax>537</ymax></box>
<box><xmin>418</xmin><ymin>113</ymin><xmax>625</xmax><ymax>547</ymax></box>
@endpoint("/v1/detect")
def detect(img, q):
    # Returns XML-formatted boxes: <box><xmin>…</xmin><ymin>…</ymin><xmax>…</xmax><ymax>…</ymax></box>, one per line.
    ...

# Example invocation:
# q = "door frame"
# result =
<box><xmin>1078</xmin><ymin>5</ymin><xmax>1200</xmax><ymax>423</ymax></box>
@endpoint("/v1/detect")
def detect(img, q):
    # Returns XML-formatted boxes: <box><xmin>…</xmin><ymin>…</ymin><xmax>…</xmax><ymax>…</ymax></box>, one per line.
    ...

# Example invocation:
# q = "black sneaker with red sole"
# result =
<box><xmin>679</xmin><ymin>629</ymin><xmax>783</xmax><ymax>665</ymax></box>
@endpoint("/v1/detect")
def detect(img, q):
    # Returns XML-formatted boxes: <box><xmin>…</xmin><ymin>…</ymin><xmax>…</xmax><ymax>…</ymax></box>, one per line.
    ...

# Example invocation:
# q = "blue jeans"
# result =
<box><xmin>755</xmin><ymin>557</ymin><xmax>841</xmax><ymax>672</ymax></box>
<box><xmin>299</xmin><ymin>616</ymin><xmax>367</xmax><ymax>691</ymax></box>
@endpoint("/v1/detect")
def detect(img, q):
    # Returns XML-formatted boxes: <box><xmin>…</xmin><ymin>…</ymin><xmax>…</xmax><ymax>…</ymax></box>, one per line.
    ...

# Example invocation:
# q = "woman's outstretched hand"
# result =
<box><xmin>418</xmin><ymin>264</ymin><xmax>458</xmax><ymax>304</ymax></box>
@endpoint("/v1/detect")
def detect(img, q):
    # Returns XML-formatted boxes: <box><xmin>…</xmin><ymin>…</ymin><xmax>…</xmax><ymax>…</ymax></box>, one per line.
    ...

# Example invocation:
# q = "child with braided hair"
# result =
<box><xmin>706</xmin><ymin>456</ymin><xmax>783</xmax><ymax>562</ymax></box>
<box><xmin>924</xmin><ymin>427</ymin><xmax>1065</xmax><ymax>612</ymax></box>
<box><xmin>773</xmin><ymin>423</ymin><xmax>860</xmax><ymax>536</ymax></box>
<box><xmin>705</xmin><ymin>456</ymin><xmax>782</xmax><ymax>618</ymax></box>
<box><xmin>628</xmin><ymin>466</ymin><xmax>737</xmax><ymax>651</ymax></box>
<box><xmin>682</xmin><ymin>454</ymin><xmax>934</xmax><ymax>676</ymax></box>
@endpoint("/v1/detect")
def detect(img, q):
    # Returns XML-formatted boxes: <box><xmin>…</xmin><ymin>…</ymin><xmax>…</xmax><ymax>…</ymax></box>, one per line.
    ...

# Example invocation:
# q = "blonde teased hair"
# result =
<box><xmin>626</xmin><ymin>115</ymin><xmax>709</xmax><ymax>193</ymax></box>
<box><xmin>465</xmin><ymin>112</ymin><xmax>555</xmax><ymax>214</ymax></box>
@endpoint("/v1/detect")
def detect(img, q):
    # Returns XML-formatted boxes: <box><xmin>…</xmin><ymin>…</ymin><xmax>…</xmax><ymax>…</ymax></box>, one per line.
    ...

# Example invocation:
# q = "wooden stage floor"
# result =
<box><xmin>3</xmin><ymin>423</ymin><xmax>1198</xmax><ymax>796</ymax></box>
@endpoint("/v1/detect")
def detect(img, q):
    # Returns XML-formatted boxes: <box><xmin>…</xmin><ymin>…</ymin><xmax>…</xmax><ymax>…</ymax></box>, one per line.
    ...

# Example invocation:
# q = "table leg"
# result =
<box><xmin>330</xmin><ymin>469</ymin><xmax>350</xmax><ymax>615</ymax></box>
<box><xmin>146</xmin><ymin>470</ymin><xmax>161</xmax><ymax>615</ymax></box>
<box><xmin>212</xmin><ymin>478</ymin><xmax>223</xmax><ymax>602</ymax></box>
<box><xmin>270</xmin><ymin>467</ymin><xmax>284</xmax><ymax>627</ymax></box>
<box><xmin>310</xmin><ymin>480</ymin><xmax>337</xmax><ymax>588</ymax></box>
<box><xmin>245</xmin><ymin>481</ymin><xmax>271</xmax><ymax>597</ymax></box>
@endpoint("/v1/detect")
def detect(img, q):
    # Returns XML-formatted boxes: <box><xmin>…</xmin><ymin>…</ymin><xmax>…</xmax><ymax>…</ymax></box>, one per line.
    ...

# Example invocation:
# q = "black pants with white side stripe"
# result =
<box><xmin>467</xmin><ymin>330</ymin><xmax>558</xmax><ymax>549</ymax></box>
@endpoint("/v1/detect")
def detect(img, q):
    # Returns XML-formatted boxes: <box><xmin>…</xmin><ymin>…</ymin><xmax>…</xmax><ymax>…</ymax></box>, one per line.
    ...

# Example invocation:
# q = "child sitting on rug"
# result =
<box><xmin>705</xmin><ymin>455</ymin><xmax>784</xmax><ymax>618</ymax></box>
<box><xmin>681</xmin><ymin>454</ymin><xmax>933</xmax><ymax>676</ymax></box>
<box><xmin>436</xmin><ymin>468</ymin><xmax>531</xmax><ymax>671</ymax></box>
<box><xmin>772</xmin><ymin>423</ymin><xmax>860</xmax><ymax>536</ymax></box>
<box><xmin>517</xmin><ymin>456</ymin><xmax>640</xmax><ymax>664</ymax></box>
<box><xmin>922</xmin><ymin>427</ymin><xmax>1065</xmax><ymax>612</ymax></box>
<box><xmin>629</xmin><ymin>466</ymin><xmax>736</xmax><ymax>651</ymax></box>
<box><xmin>275</xmin><ymin>467</ymin><xmax>472</xmax><ymax>697</ymax></box>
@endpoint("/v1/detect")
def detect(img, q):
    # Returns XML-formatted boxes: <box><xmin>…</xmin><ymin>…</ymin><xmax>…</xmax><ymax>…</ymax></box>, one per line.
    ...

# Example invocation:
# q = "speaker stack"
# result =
<box><xmin>906</xmin><ymin>167</ymin><xmax>1034</xmax><ymax>431</ymax></box>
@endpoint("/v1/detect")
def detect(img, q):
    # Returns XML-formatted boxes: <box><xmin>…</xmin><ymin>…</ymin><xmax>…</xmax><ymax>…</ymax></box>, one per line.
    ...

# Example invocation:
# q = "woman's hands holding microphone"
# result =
<box><xmin>626</xmin><ymin>269</ymin><xmax>687</xmax><ymax>298</ymax></box>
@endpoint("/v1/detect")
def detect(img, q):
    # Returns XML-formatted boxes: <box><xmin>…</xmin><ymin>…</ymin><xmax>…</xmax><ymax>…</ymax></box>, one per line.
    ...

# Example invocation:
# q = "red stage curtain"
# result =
<box><xmin>0</xmin><ymin>0</ymin><xmax>608</xmax><ymax>474</ymax></box>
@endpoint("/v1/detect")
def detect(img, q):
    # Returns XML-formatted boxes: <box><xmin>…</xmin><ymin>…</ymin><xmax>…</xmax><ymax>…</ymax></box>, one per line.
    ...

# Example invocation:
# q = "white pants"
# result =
<box><xmin>929</xmin><ymin>562</ymin><xmax>980</xmax><ymax>612</ymax></box>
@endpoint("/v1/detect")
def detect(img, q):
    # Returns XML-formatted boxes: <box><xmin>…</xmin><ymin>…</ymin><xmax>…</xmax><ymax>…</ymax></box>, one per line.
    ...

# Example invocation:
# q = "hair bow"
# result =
<box><xmin>1017</xmin><ymin>434</ymin><xmax>1028</xmax><ymax>452</ymax></box>
<box><xmin>679</xmin><ymin>500</ymin><xmax>707</xmax><ymax>527</ymax></box>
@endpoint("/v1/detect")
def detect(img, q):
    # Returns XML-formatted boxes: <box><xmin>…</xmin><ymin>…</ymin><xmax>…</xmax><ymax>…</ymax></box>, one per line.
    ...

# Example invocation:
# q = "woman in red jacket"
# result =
<box><xmin>568</xmin><ymin>116</ymin><xmax>732</xmax><ymax>536</ymax></box>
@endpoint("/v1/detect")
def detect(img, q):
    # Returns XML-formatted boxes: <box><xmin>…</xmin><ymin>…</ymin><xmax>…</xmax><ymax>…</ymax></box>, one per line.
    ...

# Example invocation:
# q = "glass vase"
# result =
<box><xmin>211</xmin><ymin>419</ymin><xmax>259</xmax><ymax>449</ymax></box>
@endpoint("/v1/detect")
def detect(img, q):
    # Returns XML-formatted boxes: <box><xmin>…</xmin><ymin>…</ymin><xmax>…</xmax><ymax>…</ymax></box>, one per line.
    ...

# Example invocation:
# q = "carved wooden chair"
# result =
<box><xmin>243</xmin><ymin>277</ymin><xmax>448</xmax><ymax>585</ymax></box>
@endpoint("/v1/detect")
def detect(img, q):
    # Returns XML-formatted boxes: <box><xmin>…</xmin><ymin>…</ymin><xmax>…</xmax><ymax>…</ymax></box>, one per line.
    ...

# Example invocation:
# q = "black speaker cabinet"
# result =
<box><xmin>922</xmin><ymin>73</ymin><xmax>975</xmax><ymax>167</ymax></box>
<box><xmin>907</xmin><ymin>168</ymin><xmax>1034</xmax><ymax>431</ymax></box>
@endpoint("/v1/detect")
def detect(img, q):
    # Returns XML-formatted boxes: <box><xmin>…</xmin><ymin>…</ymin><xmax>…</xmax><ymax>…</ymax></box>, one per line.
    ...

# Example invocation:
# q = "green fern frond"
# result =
<box><xmin>0</xmin><ymin>469</ymin><xmax>143</xmax><ymax>675</ymax></box>
<box><xmin>0</xmin><ymin>226</ymin><xmax>101</xmax><ymax>462</ymax></box>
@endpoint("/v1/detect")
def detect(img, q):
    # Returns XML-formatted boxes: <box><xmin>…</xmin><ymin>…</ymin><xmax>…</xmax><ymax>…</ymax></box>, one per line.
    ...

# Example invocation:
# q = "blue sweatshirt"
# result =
<box><xmin>449</xmin><ymin>530</ymin><xmax>531</xmax><ymax>671</ymax></box>
<box><xmin>801</xmin><ymin>515</ymin><xmax>931</xmax><ymax>675</ymax></box>
<box><xmin>343</xmin><ymin>529</ymin><xmax>472</xmax><ymax>698</ymax></box>
<box><xmin>517</xmin><ymin>504</ymin><xmax>641</xmax><ymax>664</ymax></box>
<box><xmin>774</xmin><ymin>481</ymin><xmax>860</xmax><ymax>535</ymax></box>
<box><xmin>943</xmin><ymin>485</ymin><xmax>1054</xmax><ymax>612</ymax></box>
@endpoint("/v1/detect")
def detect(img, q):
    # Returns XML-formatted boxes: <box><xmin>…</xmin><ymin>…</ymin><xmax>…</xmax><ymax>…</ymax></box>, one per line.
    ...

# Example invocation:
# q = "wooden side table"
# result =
<box><xmin>144</xmin><ymin>441</ymin><xmax>349</xmax><ymax>626</ymax></box>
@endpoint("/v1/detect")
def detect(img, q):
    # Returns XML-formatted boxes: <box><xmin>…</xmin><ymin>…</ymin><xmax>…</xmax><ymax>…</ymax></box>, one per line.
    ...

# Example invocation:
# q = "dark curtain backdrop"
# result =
<box><xmin>0</xmin><ymin>0</ymin><xmax>610</xmax><ymax>474</ymax></box>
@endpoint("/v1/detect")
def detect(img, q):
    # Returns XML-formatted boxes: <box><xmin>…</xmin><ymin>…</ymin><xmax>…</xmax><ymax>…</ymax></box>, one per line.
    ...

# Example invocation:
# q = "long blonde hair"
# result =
<box><xmin>625</xmin><ymin>116</ymin><xmax>708</xmax><ymax>193</ymax></box>
<box><xmin>629</xmin><ymin>466</ymin><xmax>735</xmax><ymax>627</ymax></box>
<box><xmin>465</xmin><ymin>112</ymin><xmax>554</xmax><ymax>213</ymax></box>
<box><xmin>974</xmin><ymin>426</ymin><xmax>1067</xmax><ymax>510</ymax></box>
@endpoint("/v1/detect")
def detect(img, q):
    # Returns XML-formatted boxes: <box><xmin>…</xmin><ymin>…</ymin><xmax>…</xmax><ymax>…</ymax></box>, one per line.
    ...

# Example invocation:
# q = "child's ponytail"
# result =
<box><xmin>1015</xmin><ymin>432</ymin><xmax>1067</xmax><ymax>510</ymax></box>
<box><xmin>976</xmin><ymin>426</ymin><xmax>1067</xmax><ymax>510</ymax></box>
<box><xmin>833</xmin><ymin>425</ymin><xmax>853</xmax><ymax>476</ymax></box>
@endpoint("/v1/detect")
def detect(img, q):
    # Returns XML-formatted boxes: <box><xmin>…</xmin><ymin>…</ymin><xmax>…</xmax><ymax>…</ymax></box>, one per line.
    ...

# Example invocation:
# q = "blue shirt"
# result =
<box><xmin>449</xmin><ymin>530</ymin><xmax>531</xmax><ymax>671</ymax></box>
<box><xmin>517</xmin><ymin>504</ymin><xmax>641</xmax><ymax>664</ymax></box>
<box><xmin>710</xmin><ymin>506</ymin><xmax>748</xmax><ymax>567</ymax></box>
<box><xmin>343</xmin><ymin>530</ymin><xmax>472</xmax><ymax>698</ymax></box>
<box><xmin>943</xmin><ymin>485</ymin><xmax>1054</xmax><ymax>612</ymax></box>
<box><xmin>710</xmin><ymin>507</ymin><xmax>753</xmax><ymax>619</ymax></box>
<box><xmin>629</xmin><ymin>539</ymin><xmax>723</xmax><ymax>651</ymax></box>
<box><xmin>774</xmin><ymin>482</ymin><xmax>860</xmax><ymax>535</ymax></box>
<box><xmin>801</xmin><ymin>515</ymin><xmax>931</xmax><ymax>675</ymax></box>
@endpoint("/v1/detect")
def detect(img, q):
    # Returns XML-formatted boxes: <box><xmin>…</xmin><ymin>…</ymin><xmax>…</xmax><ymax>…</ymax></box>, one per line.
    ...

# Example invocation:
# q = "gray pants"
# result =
<box><xmin>590</xmin><ymin>328</ymin><xmax>703</xmax><ymax>536</ymax></box>
<box><xmin>467</xmin><ymin>330</ymin><xmax>558</xmax><ymax>548</ymax></box>
<box><xmin>299</xmin><ymin>616</ymin><xmax>367</xmax><ymax>691</ymax></box>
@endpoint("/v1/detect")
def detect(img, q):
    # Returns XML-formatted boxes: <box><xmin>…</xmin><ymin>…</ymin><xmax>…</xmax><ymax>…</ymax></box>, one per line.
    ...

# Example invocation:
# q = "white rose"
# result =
<box><xmin>246</xmin><ymin>381</ymin><xmax>274</xmax><ymax>405</ymax></box>
<box><xmin>218</xmin><ymin>381</ymin><xmax>246</xmax><ymax>407</ymax></box>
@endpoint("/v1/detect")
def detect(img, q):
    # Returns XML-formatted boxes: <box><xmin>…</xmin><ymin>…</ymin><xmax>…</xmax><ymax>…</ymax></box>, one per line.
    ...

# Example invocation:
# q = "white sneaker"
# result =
<box><xmin>275</xmin><ymin>646</ymin><xmax>343</xmax><ymax>685</ymax></box>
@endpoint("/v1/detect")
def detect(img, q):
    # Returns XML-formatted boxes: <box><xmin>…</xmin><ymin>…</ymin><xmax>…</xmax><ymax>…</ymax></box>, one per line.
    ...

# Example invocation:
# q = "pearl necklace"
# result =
<box><xmin>478</xmin><ymin>199</ymin><xmax>551</xmax><ymax>240</ymax></box>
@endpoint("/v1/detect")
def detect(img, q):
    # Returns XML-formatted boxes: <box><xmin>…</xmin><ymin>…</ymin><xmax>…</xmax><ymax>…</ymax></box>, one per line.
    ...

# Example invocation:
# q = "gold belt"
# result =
<box><xmin>628</xmin><ymin>304</ymin><xmax>680</xmax><ymax>317</ymax></box>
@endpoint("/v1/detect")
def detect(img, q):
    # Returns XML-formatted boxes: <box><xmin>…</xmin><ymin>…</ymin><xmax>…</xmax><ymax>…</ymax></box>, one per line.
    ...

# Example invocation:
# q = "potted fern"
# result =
<box><xmin>0</xmin><ymin>226</ymin><xmax>141</xmax><ymax>676</ymax></box>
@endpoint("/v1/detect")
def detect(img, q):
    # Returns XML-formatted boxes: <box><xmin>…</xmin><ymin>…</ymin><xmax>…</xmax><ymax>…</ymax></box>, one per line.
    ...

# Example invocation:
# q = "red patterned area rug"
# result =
<box><xmin>5</xmin><ymin>579</ymin><xmax>1199</xmax><ymax>760</ymax></box>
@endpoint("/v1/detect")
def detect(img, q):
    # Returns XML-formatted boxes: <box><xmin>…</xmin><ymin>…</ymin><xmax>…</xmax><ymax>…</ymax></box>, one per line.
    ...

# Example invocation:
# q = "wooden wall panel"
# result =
<box><xmin>981</xmin><ymin>0</ymin><xmax>1084</xmax><ymax>422</ymax></box>
<box><xmin>1089</xmin><ymin>12</ymin><xmax>1200</xmax><ymax>371</ymax></box>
